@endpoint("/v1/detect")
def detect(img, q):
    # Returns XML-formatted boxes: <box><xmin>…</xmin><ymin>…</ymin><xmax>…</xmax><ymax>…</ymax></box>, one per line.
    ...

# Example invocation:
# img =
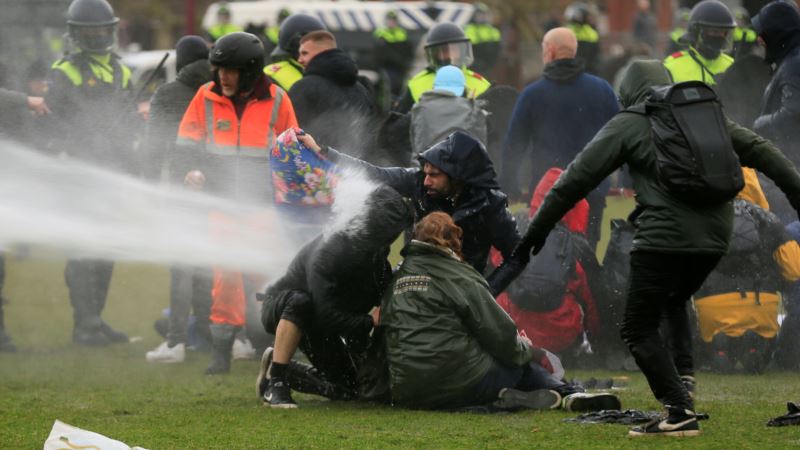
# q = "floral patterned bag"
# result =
<box><xmin>271</xmin><ymin>128</ymin><xmax>338</xmax><ymax>206</ymax></box>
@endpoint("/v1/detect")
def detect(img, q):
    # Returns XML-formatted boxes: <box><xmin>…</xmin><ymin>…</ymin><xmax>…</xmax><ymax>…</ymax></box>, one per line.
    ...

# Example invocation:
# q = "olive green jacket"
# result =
<box><xmin>526</xmin><ymin>60</ymin><xmax>800</xmax><ymax>255</ymax></box>
<box><xmin>381</xmin><ymin>241</ymin><xmax>533</xmax><ymax>409</ymax></box>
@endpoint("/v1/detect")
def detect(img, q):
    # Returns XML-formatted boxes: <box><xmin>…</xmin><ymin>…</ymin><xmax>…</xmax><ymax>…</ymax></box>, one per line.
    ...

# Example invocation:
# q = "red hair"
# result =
<box><xmin>413</xmin><ymin>212</ymin><xmax>464</xmax><ymax>259</ymax></box>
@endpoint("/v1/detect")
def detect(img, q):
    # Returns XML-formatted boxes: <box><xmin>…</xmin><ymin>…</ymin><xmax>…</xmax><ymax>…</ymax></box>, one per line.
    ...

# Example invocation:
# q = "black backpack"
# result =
<box><xmin>627</xmin><ymin>81</ymin><xmax>744</xmax><ymax>206</ymax></box>
<box><xmin>507</xmin><ymin>219</ymin><xmax>578</xmax><ymax>313</ymax></box>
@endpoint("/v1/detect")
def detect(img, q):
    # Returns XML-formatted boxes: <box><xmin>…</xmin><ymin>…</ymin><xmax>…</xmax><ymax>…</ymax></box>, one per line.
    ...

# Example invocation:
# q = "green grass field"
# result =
<box><xmin>2</xmin><ymin>255</ymin><xmax>800</xmax><ymax>449</ymax></box>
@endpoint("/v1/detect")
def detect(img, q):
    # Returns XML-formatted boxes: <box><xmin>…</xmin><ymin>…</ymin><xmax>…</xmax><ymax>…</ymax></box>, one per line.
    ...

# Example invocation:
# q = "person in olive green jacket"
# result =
<box><xmin>514</xmin><ymin>60</ymin><xmax>800</xmax><ymax>437</ymax></box>
<box><xmin>382</xmin><ymin>212</ymin><xmax>620</xmax><ymax>412</ymax></box>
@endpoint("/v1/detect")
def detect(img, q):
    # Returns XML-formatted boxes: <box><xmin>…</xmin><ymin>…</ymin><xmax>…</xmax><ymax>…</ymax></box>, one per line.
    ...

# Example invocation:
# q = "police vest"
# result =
<box><xmin>407</xmin><ymin>68</ymin><xmax>491</xmax><ymax>103</ymax></box>
<box><xmin>374</xmin><ymin>26</ymin><xmax>408</xmax><ymax>43</ymax></box>
<box><xmin>663</xmin><ymin>47</ymin><xmax>733</xmax><ymax>85</ymax></box>
<box><xmin>52</xmin><ymin>52</ymin><xmax>132</xmax><ymax>96</ymax></box>
<box><xmin>264</xmin><ymin>59</ymin><xmax>304</xmax><ymax>91</ymax></box>
<box><xmin>566</xmin><ymin>23</ymin><xmax>599</xmax><ymax>43</ymax></box>
<box><xmin>208</xmin><ymin>23</ymin><xmax>243</xmax><ymax>41</ymax></box>
<box><xmin>670</xmin><ymin>27</ymin><xmax>686</xmax><ymax>44</ymax></box>
<box><xmin>734</xmin><ymin>27</ymin><xmax>757</xmax><ymax>43</ymax></box>
<box><xmin>266</xmin><ymin>26</ymin><xmax>280</xmax><ymax>44</ymax></box>
<box><xmin>464</xmin><ymin>23</ymin><xmax>501</xmax><ymax>44</ymax></box>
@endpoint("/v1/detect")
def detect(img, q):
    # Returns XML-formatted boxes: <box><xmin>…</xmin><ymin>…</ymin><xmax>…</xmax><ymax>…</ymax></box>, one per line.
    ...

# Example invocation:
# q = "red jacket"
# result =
<box><xmin>495</xmin><ymin>168</ymin><xmax>601</xmax><ymax>353</ymax></box>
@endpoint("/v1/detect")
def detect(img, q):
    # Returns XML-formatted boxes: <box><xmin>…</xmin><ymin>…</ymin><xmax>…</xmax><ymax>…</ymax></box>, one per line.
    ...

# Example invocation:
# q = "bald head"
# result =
<box><xmin>542</xmin><ymin>27</ymin><xmax>578</xmax><ymax>64</ymax></box>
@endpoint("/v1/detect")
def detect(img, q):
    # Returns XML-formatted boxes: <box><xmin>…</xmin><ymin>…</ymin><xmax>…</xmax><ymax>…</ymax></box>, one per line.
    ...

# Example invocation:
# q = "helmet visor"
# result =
<box><xmin>70</xmin><ymin>24</ymin><xmax>116</xmax><ymax>53</ymax></box>
<box><xmin>425</xmin><ymin>41</ymin><xmax>473</xmax><ymax>69</ymax></box>
<box><xmin>698</xmin><ymin>26</ymin><xmax>734</xmax><ymax>54</ymax></box>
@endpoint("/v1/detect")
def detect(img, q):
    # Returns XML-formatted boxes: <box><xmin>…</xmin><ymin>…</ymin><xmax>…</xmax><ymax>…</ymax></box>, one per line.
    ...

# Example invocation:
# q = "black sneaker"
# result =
<box><xmin>563</xmin><ymin>392</ymin><xmax>621</xmax><ymax>412</ymax></box>
<box><xmin>767</xmin><ymin>402</ymin><xmax>800</xmax><ymax>427</ymax></box>
<box><xmin>680</xmin><ymin>375</ymin><xmax>696</xmax><ymax>399</ymax></box>
<box><xmin>264</xmin><ymin>379</ymin><xmax>298</xmax><ymax>409</ymax></box>
<box><xmin>493</xmin><ymin>388</ymin><xmax>561</xmax><ymax>411</ymax></box>
<box><xmin>256</xmin><ymin>347</ymin><xmax>273</xmax><ymax>401</ymax></box>
<box><xmin>629</xmin><ymin>410</ymin><xmax>700</xmax><ymax>437</ymax></box>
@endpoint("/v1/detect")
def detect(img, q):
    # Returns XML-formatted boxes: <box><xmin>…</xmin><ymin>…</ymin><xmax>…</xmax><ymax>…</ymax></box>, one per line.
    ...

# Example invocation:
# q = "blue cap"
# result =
<box><xmin>433</xmin><ymin>65</ymin><xmax>465</xmax><ymax>96</ymax></box>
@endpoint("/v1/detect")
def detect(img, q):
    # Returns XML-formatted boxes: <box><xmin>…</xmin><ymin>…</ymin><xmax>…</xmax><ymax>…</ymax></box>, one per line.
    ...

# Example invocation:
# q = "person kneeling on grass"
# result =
<box><xmin>380</xmin><ymin>212</ymin><xmax>620</xmax><ymax>411</ymax></box>
<box><xmin>256</xmin><ymin>185</ymin><xmax>414</xmax><ymax>408</ymax></box>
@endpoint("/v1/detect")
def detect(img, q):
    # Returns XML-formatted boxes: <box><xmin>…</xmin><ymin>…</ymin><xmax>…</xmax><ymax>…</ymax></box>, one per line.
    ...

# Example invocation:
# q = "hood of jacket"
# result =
<box><xmin>530</xmin><ymin>168</ymin><xmax>589</xmax><ymax>234</ymax></box>
<box><xmin>737</xmin><ymin>167</ymin><xmax>770</xmax><ymax>210</ymax></box>
<box><xmin>303</xmin><ymin>48</ymin><xmax>359</xmax><ymax>86</ymax></box>
<box><xmin>338</xmin><ymin>185</ymin><xmax>414</xmax><ymax>253</ymax></box>
<box><xmin>418</xmin><ymin>131</ymin><xmax>500</xmax><ymax>190</ymax></box>
<box><xmin>618</xmin><ymin>59</ymin><xmax>672</xmax><ymax>108</ymax></box>
<box><xmin>753</xmin><ymin>1</ymin><xmax>800</xmax><ymax>64</ymax></box>
<box><xmin>543</xmin><ymin>57</ymin><xmax>585</xmax><ymax>82</ymax></box>
<box><xmin>177</xmin><ymin>59</ymin><xmax>213</xmax><ymax>90</ymax></box>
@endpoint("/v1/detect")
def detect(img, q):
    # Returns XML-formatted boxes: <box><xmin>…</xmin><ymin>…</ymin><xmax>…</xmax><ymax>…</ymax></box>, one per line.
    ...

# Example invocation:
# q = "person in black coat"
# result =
<box><xmin>288</xmin><ymin>30</ymin><xmax>376</xmax><ymax>161</ymax></box>
<box><xmin>752</xmin><ymin>1</ymin><xmax>800</xmax><ymax>223</ymax></box>
<box><xmin>258</xmin><ymin>185</ymin><xmax>414</xmax><ymax>408</ymax></box>
<box><xmin>299</xmin><ymin>130</ymin><xmax>522</xmax><ymax>296</ymax></box>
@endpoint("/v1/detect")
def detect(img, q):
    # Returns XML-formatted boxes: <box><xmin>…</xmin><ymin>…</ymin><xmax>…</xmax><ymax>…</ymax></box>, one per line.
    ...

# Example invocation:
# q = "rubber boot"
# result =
<box><xmin>205</xmin><ymin>323</ymin><xmax>238</xmax><ymax>375</ymax></box>
<box><xmin>285</xmin><ymin>359</ymin><xmax>355</xmax><ymax>400</ymax></box>
<box><xmin>66</xmin><ymin>259</ymin><xmax>108</xmax><ymax>346</ymax></box>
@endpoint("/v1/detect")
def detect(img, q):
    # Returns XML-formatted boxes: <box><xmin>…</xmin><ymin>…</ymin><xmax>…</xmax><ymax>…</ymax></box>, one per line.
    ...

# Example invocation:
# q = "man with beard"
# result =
<box><xmin>256</xmin><ymin>185</ymin><xmax>414</xmax><ymax>408</ymax></box>
<box><xmin>298</xmin><ymin>131</ymin><xmax>522</xmax><ymax>296</ymax></box>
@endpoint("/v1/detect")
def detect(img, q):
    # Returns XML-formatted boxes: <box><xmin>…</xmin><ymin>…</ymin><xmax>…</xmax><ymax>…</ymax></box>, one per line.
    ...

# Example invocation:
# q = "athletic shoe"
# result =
<box><xmin>493</xmin><ymin>388</ymin><xmax>561</xmax><ymax>411</ymax></box>
<box><xmin>563</xmin><ymin>392</ymin><xmax>621</xmax><ymax>412</ymax></box>
<box><xmin>145</xmin><ymin>341</ymin><xmax>185</xmax><ymax>363</ymax></box>
<box><xmin>264</xmin><ymin>379</ymin><xmax>298</xmax><ymax>409</ymax></box>
<box><xmin>232</xmin><ymin>337</ymin><xmax>256</xmax><ymax>360</ymax></box>
<box><xmin>767</xmin><ymin>402</ymin><xmax>800</xmax><ymax>427</ymax></box>
<box><xmin>256</xmin><ymin>347</ymin><xmax>274</xmax><ymax>400</ymax></box>
<box><xmin>680</xmin><ymin>375</ymin><xmax>696</xmax><ymax>399</ymax></box>
<box><xmin>628</xmin><ymin>410</ymin><xmax>700</xmax><ymax>437</ymax></box>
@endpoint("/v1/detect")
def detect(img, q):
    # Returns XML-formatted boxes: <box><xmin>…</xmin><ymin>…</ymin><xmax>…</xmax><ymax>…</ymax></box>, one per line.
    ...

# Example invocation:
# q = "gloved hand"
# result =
<box><xmin>512</xmin><ymin>226</ymin><xmax>548</xmax><ymax>262</ymax></box>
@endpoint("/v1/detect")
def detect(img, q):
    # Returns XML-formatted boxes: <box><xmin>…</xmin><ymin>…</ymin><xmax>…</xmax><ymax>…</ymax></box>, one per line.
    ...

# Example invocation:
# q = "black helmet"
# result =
<box><xmin>274</xmin><ymin>13</ymin><xmax>326</xmax><ymax>59</ymax></box>
<box><xmin>733</xmin><ymin>6</ymin><xmax>751</xmax><ymax>26</ymax></box>
<box><xmin>209</xmin><ymin>32</ymin><xmax>265</xmax><ymax>93</ymax></box>
<box><xmin>278</xmin><ymin>8</ymin><xmax>291</xmax><ymax>23</ymax></box>
<box><xmin>564</xmin><ymin>2</ymin><xmax>591</xmax><ymax>25</ymax></box>
<box><xmin>66</xmin><ymin>0</ymin><xmax>119</xmax><ymax>53</ymax></box>
<box><xmin>688</xmin><ymin>0</ymin><xmax>736</xmax><ymax>59</ymax></box>
<box><xmin>424</xmin><ymin>22</ymin><xmax>473</xmax><ymax>69</ymax></box>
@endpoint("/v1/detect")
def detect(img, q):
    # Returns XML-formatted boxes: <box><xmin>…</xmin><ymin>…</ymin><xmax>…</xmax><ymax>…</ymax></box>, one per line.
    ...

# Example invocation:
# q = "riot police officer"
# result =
<box><xmin>395</xmin><ymin>22</ymin><xmax>491</xmax><ymax>114</ymax></box>
<box><xmin>373</xmin><ymin>10</ymin><xmax>413</xmax><ymax>96</ymax></box>
<box><xmin>264</xmin><ymin>13</ymin><xmax>326</xmax><ymax>92</ymax></box>
<box><xmin>663</xmin><ymin>0</ymin><xmax>736</xmax><ymax>85</ymax></box>
<box><xmin>564</xmin><ymin>2</ymin><xmax>600</xmax><ymax>75</ymax></box>
<box><xmin>464</xmin><ymin>3</ymin><xmax>502</xmax><ymax>74</ymax></box>
<box><xmin>45</xmin><ymin>0</ymin><xmax>135</xmax><ymax>346</ymax></box>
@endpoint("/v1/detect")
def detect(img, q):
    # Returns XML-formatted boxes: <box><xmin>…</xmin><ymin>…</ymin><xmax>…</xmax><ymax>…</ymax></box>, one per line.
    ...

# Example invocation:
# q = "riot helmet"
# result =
<box><xmin>564</xmin><ymin>2</ymin><xmax>591</xmax><ymax>25</ymax></box>
<box><xmin>209</xmin><ymin>32</ymin><xmax>265</xmax><ymax>94</ymax></box>
<box><xmin>472</xmin><ymin>2</ymin><xmax>490</xmax><ymax>24</ymax></box>
<box><xmin>688</xmin><ymin>0</ymin><xmax>736</xmax><ymax>59</ymax></box>
<box><xmin>66</xmin><ymin>0</ymin><xmax>119</xmax><ymax>54</ymax></box>
<box><xmin>278</xmin><ymin>8</ymin><xmax>291</xmax><ymax>25</ymax></box>
<box><xmin>274</xmin><ymin>14</ymin><xmax>326</xmax><ymax>59</ymax></box>
<box><xmin>733</xmin><ymin>6</ymin><xmax>751</xmax><ymax>27</ymax></box>
<box><xmin>424</xmin><ymin>22</ymin><xmax>473</xmax><ymax>69</ymax></box>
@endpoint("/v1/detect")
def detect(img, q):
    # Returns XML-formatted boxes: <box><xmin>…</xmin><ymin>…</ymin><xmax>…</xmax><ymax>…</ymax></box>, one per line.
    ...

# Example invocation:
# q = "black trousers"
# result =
<box><xmin>620</xmin><ymin>251</ymin><xmax>720</xmax><ymax>411</ymax></box>
<box><xmin>261</xmin><ymin>289</ymin><xmax>360</xmax><ymax>392</ymax></box>
<box><xmin>64</xmin><ymin>258</ymin><xmax>114</xmax><ymax>327</ymax></box>
<box><xmin>167</xmin><ymin>265</ymin><xmax>212</xmax><ymax>347</ymax></box>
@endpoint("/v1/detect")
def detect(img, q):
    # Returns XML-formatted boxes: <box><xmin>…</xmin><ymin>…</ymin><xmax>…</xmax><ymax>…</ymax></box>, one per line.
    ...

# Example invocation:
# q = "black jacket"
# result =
<box><xmin>288</xmin><ymin>49</ymin><xmax>376</xmax><ymax>159</ymax></box>
<box><xmin>325</xmin><ymin>132</ymin><xmax>521</xmax><ymax>290</ymax></box>
<box><xmin>265</xmin><ymin>186</ymin><xmax>414</xmax><ymax>338</ymax></box>
<box><xmin>753</xmin><ymin>2</ymin><xmax>800</xmax><ymax>167</ymax></box>
<box><xmin>145</xmin><ymin>59</ymin><xmax>212</xmax><ymax>180</ymax></box>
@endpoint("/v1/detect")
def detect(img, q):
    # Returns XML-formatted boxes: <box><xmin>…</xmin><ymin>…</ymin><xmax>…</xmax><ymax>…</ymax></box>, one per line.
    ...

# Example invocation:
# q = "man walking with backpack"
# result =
<box><xmin>513</xmin><ymin>60</ymin><xmax>800</xmax><ymax>437</ymax></box>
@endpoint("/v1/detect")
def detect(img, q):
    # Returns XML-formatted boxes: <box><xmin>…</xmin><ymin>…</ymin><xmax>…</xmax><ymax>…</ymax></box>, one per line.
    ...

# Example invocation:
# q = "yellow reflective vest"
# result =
<box><xmin>374</xmin><ymin>27</ymin><xmax>408</xmax><ymax>43</ymax></box>
<box><xmin>407</xmin><ymin>68</ymin><xmax>491</xmax><ymax>103</ymax></box>
<box><xmin>464</xmin><ymin>23</ymin><xmax>501</xmax><ymax>44</ymax></box>
<box><xmin>52</xmin><ymin>52</ymin><xmax>132</xmax><ymax>89</ymax></box>
<box><xmin>264</xmin><ymin>59</ymin><xmax>304</xmax><ymax>91</ymax></box>
<box><xmin>663</xmin><ymin>47</ymin><xmax>733</xmax><ymax>85</ymax></box>
<box><xmin>207</xmin><ymin>23</ymin><xmax>243</xmax><ymax>41</ymax></box>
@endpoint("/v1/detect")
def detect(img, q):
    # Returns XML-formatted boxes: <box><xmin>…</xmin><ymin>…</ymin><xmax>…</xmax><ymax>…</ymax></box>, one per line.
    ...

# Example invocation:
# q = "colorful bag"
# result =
<box><xmin>271</xmin><ymin>128</ymin><xmax>338</xmax><ymax>206</ymax></box>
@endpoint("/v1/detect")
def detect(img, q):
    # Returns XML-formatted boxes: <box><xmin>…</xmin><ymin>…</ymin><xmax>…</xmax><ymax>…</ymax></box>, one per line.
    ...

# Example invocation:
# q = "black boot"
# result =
<box><xmin>286</xmin><ymin>359</ymin><xmax>355</xmax><ymax>400</ymax></box>
<box><xmin>0</xmin><ymin>296</ymin><xmax>16</xmax><ymax>352</ymax></box>
<box><xmin>205</xmin><ymin>324</ymin><xmax>238</xmax><ymax>375</ymax></box>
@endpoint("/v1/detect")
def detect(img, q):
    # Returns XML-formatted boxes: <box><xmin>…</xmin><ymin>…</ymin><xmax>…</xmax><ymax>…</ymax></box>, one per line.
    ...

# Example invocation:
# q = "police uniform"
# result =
<box><xmin>465</xmin><ymin>22</ymin><xmax>501</xmax><ymax>74</ymax></box>
<box><xmin>264</xmin><ymin>59</ymin><xmax>304</xmax><ymax>92</ymax></box>
<box><xmin>374</xmin><ymin>25</ymin><xmax>413</xmax><ymax>95</ymax></box>
<box><xmin>206</xmin><ymin>23</ymin><xmax>243</xmax><ymax>42</ymax></box>
<box><xmin>566</xmin><ymin>22</ymin><xmax>600</xmax><ymax>74</ymax></box>
<box><xmin>407</xmin><ymin>67</ymin><xmax>491</xmax><ymax>104</ymax></box>
<box><xmin>663</xmin><ymin>47</ymin><xmax>733</xmax><ymax>85</ymax></box>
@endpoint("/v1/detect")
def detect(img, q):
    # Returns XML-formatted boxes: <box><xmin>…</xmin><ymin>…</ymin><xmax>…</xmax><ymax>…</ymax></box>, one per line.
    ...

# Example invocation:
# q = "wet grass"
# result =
<box><xmin>2</xmin><ymin>256</ymin><xmax>800</xmax><ymax>448</ymax></box>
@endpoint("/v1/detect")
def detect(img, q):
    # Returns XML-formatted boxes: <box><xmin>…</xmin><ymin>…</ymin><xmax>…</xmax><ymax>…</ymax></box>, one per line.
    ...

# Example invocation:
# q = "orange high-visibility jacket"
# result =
<box><xmin>176</xmin><ymin>80</ymin><xmax>298</xmax><ymax>202</ymax></box>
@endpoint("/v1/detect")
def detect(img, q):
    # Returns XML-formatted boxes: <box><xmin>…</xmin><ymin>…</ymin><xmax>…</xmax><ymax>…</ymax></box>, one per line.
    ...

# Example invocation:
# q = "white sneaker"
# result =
<box><xmin>145</xmin><ymin>341</ymin><xmax>185</xmax><ymax>363</ymax></box>
<box><xmin>232</xmin><ymin>338</ymin><xmax>256</xmax><ymax>360</ymax></box>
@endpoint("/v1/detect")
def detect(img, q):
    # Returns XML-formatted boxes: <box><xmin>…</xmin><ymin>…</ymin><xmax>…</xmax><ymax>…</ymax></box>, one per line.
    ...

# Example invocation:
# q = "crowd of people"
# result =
<box><xmin>3</xmin><ymin>0</ymin><xmax>800</xmax><ymax>437</ymax></box>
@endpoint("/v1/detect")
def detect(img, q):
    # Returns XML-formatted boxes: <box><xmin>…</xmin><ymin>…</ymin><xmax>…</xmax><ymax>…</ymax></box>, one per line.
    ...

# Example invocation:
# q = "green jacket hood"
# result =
<box><xmin>618</xmin><ymin>60</ymin><xmax>672</xmax><ymax>108</ymax></box>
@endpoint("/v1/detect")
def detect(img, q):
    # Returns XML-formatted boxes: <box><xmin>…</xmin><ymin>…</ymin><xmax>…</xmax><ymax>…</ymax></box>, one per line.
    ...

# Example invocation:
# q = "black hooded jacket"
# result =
<box><xmin>288</xmin><ymin>49</ymin><xmax>376</xmax><ymax>158</ymax></box>
<box><xmin>325</xmin><ymin>132</ymin><xmax>521</xmax><ymax>289</ymax></box>
<box><xmin>264</xmin><ymin>185</ymin><xmax>414</xmax><ymax>338</ymax></box>
<box><xmin>753</xmin><ymin>1</ymin><xmax>800</xmax><ymax>166</ymax></box>
<box><xmin>145</xmin><ymin>59</ymin><xmax>212</xmax><ymax>180</ymax></box>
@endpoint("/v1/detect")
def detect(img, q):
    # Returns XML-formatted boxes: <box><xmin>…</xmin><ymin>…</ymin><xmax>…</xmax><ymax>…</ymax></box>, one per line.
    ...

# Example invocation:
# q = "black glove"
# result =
<box><xmin>514</xmin><ymin>226</ymin><xmax>548</xmax><ymax>261</ymax></box>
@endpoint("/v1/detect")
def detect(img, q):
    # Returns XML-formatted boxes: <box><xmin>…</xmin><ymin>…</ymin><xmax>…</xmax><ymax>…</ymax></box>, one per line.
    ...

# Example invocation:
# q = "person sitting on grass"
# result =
<box><xmin>379</xmin><ymin>211</ymin><xmax>621</xmax><ymax>411</ymax></box>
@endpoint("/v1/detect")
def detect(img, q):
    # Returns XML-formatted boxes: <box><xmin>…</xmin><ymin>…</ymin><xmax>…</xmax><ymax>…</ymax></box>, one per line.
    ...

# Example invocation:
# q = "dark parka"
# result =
<box><xmin>324</xmin><ymin>132</ymin><xmax>520</xmax><ymax>285</ymax></box>
<box><xmin>381</xmin><ymin>240</ymin><xmax>533</xmax><ymax>409</ymax></box>
<box><xmin>753</xmin><ymin>1</ymin><xmax>800</xmax><ymax>167</ymax></box>
<box><xmin>144</xmin><ymin>59</ymin><xmax>212</xmax><ymax>180</ymax></box>
<box><xmin>263</xmin><ymin>186</ymin><xmax>414</xmax><ymax>339</ymax></box>
<box><xmin>520</xmin><ymin>60</ymin><xmax>800</xmax><ymax>256</ymax></box>
<box><xmin>288</xmin><ymin>49</ymin><xmax>376</xmax><ymax>159</ymax></box>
